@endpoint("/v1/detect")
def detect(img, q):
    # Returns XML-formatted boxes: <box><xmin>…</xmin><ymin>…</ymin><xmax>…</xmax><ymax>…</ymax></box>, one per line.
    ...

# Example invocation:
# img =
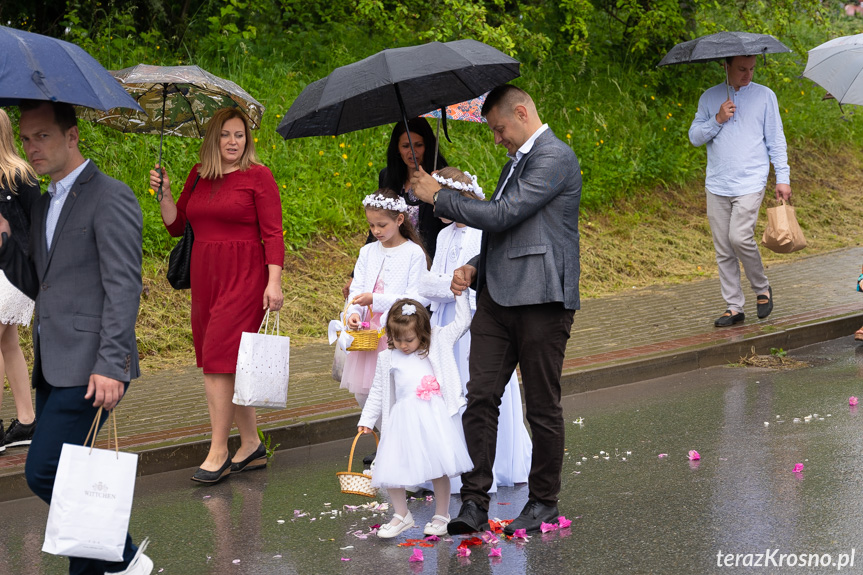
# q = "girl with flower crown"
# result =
<box><xmin>341</xmin><ymin>189</ymin><xmax>430</xmax><ymax>407</ymax></box>
<box><xmin>418</xmin><ymin>168</ymin><xmax>533</xmax><ymax>492</ymax></box>
<box><xmin>358</xmin><ymin>296</ymin><xmax>473</xmax><ymax>539</ymax></box>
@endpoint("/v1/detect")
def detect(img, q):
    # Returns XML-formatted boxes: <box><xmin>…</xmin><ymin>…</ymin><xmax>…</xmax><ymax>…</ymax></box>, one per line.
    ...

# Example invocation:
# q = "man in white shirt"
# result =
<box><xmin>689</xmin><ymin>55</ymin><xmax>792</xmax><ymax>327</ymax></box>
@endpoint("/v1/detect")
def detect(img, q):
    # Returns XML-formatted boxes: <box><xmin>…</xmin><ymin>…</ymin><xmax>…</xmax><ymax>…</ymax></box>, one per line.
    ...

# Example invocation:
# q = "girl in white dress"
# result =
<box><xmin>358</xmin><ymin>295</ymin><xmax>473</xmax><ymax>539</ymax></box>
<box><xmin>419</xmin><ymin>168</ymin><xmax>532</xmax><ymax>489</ymax></box>
<box><xmin>0</xmin><ymin>109</ymin><xmax>37</xmax><ymax>451</ymax></box>
<box><xmin>342</xmin><ymin>190</ymin><xmax>430</xmax><ymax>408</ymax></box>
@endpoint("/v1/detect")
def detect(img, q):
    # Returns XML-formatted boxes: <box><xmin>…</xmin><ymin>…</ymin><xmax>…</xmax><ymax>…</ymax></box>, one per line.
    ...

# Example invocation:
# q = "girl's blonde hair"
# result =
<box><xmin>365</xmin><ymin>188</ymin><xmax>430</xmax><ymax>269</ymax></box>
<box><xmin>435</xmin><ymin>167</ymin><xmax>477</xmax><ymax>200</ymax></box>
<box><xmin>386</xmin><ymin>298</ymin><xmax>431</xmax><ymax>357</ymax></box>
<box><xmin>0</xmin><ymin>109</ymin><xmax>36</xmax><ymax>193</ymax></box>
<box><xmin>198</xmin><ymin>108</ymin><xmax>260</xmax><ymax>180</ymax></box>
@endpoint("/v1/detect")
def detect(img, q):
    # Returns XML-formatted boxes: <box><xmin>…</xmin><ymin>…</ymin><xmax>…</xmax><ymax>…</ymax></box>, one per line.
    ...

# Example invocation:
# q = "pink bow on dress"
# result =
<box><xmin>416</xmin><ymin>375</ymin><xmax>441</xmax><ymax>400</ymax></box>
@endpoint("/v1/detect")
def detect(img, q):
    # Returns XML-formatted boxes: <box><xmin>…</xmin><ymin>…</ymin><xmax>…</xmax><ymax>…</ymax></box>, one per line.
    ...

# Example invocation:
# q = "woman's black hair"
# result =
<box><xmin>381</xmin><ymin>118</ymin><xmax>448</xmax><ymax>193</ymax></box>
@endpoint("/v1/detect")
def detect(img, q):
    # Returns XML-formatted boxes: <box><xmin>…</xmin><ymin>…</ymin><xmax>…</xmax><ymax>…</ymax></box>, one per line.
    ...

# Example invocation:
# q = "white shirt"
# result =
<box><xmin>688</xmin><ymin>82</ymin><xmax>789</xmax><ymax>197</ymax></box>
<box><xmin>46</xmin><ymin>159</ymin><xmax>90</xmax><ymax>250</ymax></box>
<box><xmin>495</xmin><ymin>123</ymin><xmax>550</xmax><ymax>200</ymax></box>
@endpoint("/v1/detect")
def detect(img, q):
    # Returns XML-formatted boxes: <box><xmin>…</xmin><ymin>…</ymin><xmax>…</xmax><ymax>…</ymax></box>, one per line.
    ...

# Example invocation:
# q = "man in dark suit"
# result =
<box><xmin>412</xmin><ymin>84</ymin><xmax>581</xmax><ymax>535</ymax></box>
<box><xmin>0</xmin><ymin>101</ymin><xmax>149</xmax><ymax>575</ymax></box>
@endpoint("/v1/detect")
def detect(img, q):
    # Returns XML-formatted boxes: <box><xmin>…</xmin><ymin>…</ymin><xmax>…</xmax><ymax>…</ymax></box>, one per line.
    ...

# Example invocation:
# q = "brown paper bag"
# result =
<box><xmin>761</xmin><ymin>200</ymin><xmax>807</xmax><ymax>253</ymax></box>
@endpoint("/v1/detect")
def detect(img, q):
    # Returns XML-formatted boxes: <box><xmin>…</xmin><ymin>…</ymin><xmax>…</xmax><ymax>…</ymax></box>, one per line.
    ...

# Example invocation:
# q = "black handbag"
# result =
<box><xmin>166</xmin><ymin>175</ymin><xmax>199</xmax><ymax>290</ymax></box>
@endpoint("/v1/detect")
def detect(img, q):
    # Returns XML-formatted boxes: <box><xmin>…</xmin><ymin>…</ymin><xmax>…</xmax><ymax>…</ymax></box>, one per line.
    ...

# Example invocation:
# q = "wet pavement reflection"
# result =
<box><xmin>3</xmin><ymin>337</ymin><xmax>863</xmax><ymax>574</ymax></box>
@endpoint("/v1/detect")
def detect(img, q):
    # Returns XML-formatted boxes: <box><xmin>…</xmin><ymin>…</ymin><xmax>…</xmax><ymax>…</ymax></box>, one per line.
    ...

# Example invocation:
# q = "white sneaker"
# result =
<box><xmin>423</xmin><ymin>514</ymin><xmax>450</xmax><ymax>536</ymax></box>
<box><xmin>377</xmin><ymin>512</ymin><xmax>415</xmax><ymax>539</ymax></box>
<box><xmin>106</xmin><ymin>537</ymin><xmax>153</xmax><ymax>575</ymax></box>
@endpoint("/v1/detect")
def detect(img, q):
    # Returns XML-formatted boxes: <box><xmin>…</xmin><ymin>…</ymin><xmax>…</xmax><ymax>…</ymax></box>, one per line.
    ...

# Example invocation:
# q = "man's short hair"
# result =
<box><xmin>19</xmin><ymin>100</ymin><xmax>78</xmax><ymax>132</ymax></box>
<box><xmin>724</xmin><ymin>55</ymin><xmax>755</xmax><ymax>65</ymax></box>
<box><xmin>481</xmin><ymin>84</ymin><xmax>533</xmax><ymax>117</ymax></box>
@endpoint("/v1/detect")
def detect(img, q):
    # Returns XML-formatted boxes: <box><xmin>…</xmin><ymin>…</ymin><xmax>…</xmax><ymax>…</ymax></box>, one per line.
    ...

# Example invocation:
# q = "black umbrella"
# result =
<box><xmin>658</xmin><ymin>31</ymin><xmax>790</xmax><ymax>66</ymax></box>
<box><xmin>0</xmin><ymin>25</ymin><xmax>141</xmax><ymax>112</ymax></box>
<box><xmin>276</xmin><ymin>39</ymin><xmax>518</xmax><ymax>167</ymax></box>
<box><xmin>659</xmin><ymin>31</ymin><xmax>790</xmax><ymax>98</ymax></box>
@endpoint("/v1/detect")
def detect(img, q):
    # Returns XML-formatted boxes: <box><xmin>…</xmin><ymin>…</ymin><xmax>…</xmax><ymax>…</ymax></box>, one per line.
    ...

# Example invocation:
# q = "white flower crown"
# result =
<box><xmin>362</xmin><ymin>193</ymin><xmax>408</xmax><ymax>212</ymax></box>
<box><xmin>432</xmin><ymin>171</ymin><xmax>484</xmax><ymax>199</ymax></box>
<box><xmin>401</xmin><ymin>303</ymin><xmax>417</xmax><ymax>316</ymax></box>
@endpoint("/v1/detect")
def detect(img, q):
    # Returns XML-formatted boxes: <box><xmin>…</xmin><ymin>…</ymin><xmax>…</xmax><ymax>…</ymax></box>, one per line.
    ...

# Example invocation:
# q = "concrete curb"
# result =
<box><xmin>3</xmin><ymin>311</ymin><xmax>861</xmax><ymax>502</ymax></box>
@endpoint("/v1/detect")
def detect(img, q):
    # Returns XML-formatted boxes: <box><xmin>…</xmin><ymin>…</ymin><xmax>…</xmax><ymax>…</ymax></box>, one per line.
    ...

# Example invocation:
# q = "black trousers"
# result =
<box><xmin>460</xmin><ymin>289</ymin><xmax>575</xmax><ymax>509</ymax></box>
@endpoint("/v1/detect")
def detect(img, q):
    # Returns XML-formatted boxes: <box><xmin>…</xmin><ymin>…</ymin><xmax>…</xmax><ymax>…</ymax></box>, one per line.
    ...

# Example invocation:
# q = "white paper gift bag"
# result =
<box><xmin>43</xmin><ymin>409</ymin><xmax>138</xmax><ymax>562</ymax></box>
<box><xmin>233</xmin><ymin>311</ymin><xmax>290</xmax><ymax>408</ymax></box>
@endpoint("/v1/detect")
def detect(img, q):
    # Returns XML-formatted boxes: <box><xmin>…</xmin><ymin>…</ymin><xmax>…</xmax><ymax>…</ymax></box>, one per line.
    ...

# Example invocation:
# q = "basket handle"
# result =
<box><xmin>342</xmin><ymin>300</ymin><xmax>374</xmax><ymax>323</ymax></box>
<box><xmin>346</xmin><ymin>430</ymin><xmax>379</xmax><ymax>473</ymax></box>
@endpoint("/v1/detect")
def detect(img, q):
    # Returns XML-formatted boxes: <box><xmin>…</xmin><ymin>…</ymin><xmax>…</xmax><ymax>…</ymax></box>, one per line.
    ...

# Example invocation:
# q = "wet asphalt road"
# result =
<box><xmin>4</xmin><ymin>337</ymin><xmax>863</xmax><ymax>574</ymax></box>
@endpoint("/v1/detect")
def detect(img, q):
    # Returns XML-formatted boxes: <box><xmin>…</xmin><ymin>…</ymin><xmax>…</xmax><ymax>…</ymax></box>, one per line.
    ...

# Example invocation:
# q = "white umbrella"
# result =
<box><xmin>802</xmin><ymin>33</ymin><xmax>863</xmax><ymax>106</ymax></box>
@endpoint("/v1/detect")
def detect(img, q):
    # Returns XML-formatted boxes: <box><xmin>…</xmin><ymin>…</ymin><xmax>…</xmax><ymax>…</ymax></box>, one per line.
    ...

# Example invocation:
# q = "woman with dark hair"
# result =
<box><xmin>343</xmin><ymin>118</ymin><xmax>447</xmax><ymax>298</ymax></box>
<box><xmin>379</xmin><ymin>118</ymin><xmax>448</xmax><ymax>256</ymax></box>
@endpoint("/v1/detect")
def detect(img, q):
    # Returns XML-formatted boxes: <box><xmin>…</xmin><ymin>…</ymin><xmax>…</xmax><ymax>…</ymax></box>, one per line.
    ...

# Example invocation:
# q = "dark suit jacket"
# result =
<box><xmin>0</xmin><ymin>161</ymin><xmax>143</xmax><ymax>387</ymax></box>
<box><xmin>434</xmin><ymin>128</ymin><xmax>581</xmax><ymax>310</ymax></box>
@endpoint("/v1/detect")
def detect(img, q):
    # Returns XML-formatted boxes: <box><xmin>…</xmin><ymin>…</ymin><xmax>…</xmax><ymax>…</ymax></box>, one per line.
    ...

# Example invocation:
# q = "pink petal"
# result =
<box><xmin>409</xmin><ymin>549</ymin><xmax>424</xmax><ymax>562</ymax></box>
<box><xmin>481</xmin><ymin>531</ymin><xmax>499</xmax><ymax>544</ymax></box>
<box><xmin>558</xmin><ymin>516</ymin><xmax>572</xmax><ymax>529</ymax></box>
<box><xmin>658</xmin><ymin>453</ymin><xmax>668</xmax><ymax>458</ymax></box>
<box><xmin>512</xmin><ymin>528</ymin><xmax>528</xmax><ymax>539</ymax></box>
<box><xmin>540</xmin><ymin>522</ymin><xmax>558</xmax><ymax>533</ymax></box>
<box><xmin>457</xmin><ymin>547</ymin><xmax>471</xmax><ymax>557</ymax></box>
<box><xmin>488</xmin><ymin>547</ymin><xmax>502</xmax><ymax>557</ymax></box>
<box><xmin>425</xmin><ymin>535</ymin><xmax>440</xmax><ymax>541</ymax></box>
<box><xmin>850</xmin><ymin>396</ymin><xmax>858</xmax><ymax>406</ymax></box>
<box><xmin>793</xmin><ymin>463</ymin><xmax>804</xmax><ymax>473</ymax></box>
<box><xmin>232</xmin><ymin>559</ymin><xmax>241</xmax><ymax>564</ymax></box>
<box><xmin>688</xmin><ymin>450</ymin><xmax>700</xmax><ymax>461</ymax></box>
<box><xmin>341</xmin><ymin>558</ymin><xmax>351</xmax><ymax>561</ymax></box>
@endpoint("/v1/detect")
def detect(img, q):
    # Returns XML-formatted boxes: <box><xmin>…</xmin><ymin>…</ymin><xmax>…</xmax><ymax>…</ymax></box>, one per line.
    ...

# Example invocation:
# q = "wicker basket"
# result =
<box><xmin>336</xmin><ymin>431</ymin><xmax>379</xmax><ymax>497</ymax></box>
<box><xmin>341</xmin><ymin>302</ymin><xmax>385</xmax><ymax>352</ymax></box>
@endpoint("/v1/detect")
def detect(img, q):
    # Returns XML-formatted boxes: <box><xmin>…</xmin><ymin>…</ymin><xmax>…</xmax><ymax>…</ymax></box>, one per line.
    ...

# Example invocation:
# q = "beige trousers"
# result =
<box><xmin>706</xmin><ymin>189</ymin><xmax>769</xmax><ymax>314</ymax></box>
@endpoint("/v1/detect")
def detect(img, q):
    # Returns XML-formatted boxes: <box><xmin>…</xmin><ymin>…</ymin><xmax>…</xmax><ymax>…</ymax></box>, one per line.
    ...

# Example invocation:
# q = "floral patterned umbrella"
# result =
<box><xmin>420</xmin><ymin>93</ymin><xmax>487</xmax><ymax>170</ymax></box>
<box><xmin>79</xmin><ymin>64</ymin><xmax>264</xmax><ymax>197</ymax></box>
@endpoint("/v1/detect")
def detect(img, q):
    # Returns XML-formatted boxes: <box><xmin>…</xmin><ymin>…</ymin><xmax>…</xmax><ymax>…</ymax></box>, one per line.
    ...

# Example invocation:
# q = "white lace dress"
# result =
<box><xmin>0</xmin><ymin>270</ymin><xmax>33</xmax><ymax>326</ymax></box>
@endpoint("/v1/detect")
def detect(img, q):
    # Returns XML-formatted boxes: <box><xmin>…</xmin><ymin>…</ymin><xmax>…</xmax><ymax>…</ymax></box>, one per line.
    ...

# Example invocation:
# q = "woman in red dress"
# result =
<box><xmin>150</xmin><ymin>108</ymin><xmax>285</xmax><ymax>484</ymax></box>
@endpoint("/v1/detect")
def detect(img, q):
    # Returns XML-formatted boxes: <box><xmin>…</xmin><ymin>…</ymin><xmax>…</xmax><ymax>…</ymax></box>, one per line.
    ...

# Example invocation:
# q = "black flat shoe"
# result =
<box><xmin>447</xmin><ymin>500</ymin><xmax>489</xmax><ymax>535</ymax></box>
<box><xmin>714</xmin><ymin>310</ymin><xmax>745</xmax><ymax>327</ymax></box>
<box><xmin>191</xmin><ymin>456</ymin><xmax>231</xmax><ymax>484</ymax></box>
<box><xmin>230</xmin><ymin>442</ymin><xmax>268</xmax><ymax>473</ymax></box>
<box><xmin>503</xmin><ymin>500</ymin><xmax>560</xmax><ymax>535</ymax></box>
<box><xmin>757</xmin><ymin>286</ymin><xmax>773</xmax><ymax>319</ymax></box>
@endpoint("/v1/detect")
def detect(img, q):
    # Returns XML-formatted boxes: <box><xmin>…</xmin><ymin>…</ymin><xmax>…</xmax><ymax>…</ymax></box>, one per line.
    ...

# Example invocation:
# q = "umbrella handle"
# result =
<box><xmin>394</xmin><ymin>84</ymin><xmax>420</xmax><ymax>172</ymax></box>
<box><xmin>157</xmin><ymin>85</ymin><xmax>167</xmax><ymax>202</ymax></box>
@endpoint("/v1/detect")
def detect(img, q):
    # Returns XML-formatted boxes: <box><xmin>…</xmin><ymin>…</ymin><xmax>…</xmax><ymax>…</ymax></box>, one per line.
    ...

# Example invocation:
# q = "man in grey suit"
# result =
<box><xmin>412</xmin><ymin>84</ymin><xmax>581</xmax><ymax>535</ymax></box>
<box><xmin>0</xmin><ymin>101</ymin><xmax>150</xmax><ymax>575</ymax></box>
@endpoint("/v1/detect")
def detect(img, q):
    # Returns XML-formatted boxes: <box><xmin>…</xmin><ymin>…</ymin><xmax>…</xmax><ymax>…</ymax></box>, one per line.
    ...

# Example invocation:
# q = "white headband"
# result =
<box><xmin>362</xmin><ymin>193</ymin><xmax>408</xmax><ymax>212</ymax></box>
<box><xmin>432</xmin><ymin>171</ymin><xmax>484</xmax><ymax>199</ymax></box>
<box><xmin>401</xmin><ymin>303</ymin><xmax>417</xmax><ymax>316</ymax></box>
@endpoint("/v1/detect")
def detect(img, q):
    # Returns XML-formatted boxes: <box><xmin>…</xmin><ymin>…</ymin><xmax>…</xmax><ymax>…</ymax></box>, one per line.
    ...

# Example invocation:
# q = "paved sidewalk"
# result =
<box><xmin>2</xmin><ymin>247</ymin><xmax>862</xmax><ymax>483</ymax></box>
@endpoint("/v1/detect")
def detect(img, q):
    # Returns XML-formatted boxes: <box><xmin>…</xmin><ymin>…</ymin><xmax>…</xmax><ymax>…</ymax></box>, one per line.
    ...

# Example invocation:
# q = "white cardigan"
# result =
<box><xmin>347</xmin><ymin>239</ymin><xmax>429</xmax><ymax>323</ymax></box>
<box><xmin>358</xmin><ymin>292</ymin><xmax>471</xmax><ymax>433</ymax></box>
<box><xmin>419</xmin><ymin>223</ymin><xmax>482</xmax><ymax>313</ymax></box>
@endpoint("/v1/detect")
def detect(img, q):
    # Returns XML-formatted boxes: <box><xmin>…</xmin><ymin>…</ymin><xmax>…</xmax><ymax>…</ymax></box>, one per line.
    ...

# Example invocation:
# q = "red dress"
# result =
<box><xmin>165</xmin><ymin>163</ymin><xmax>285</xmax><ymax>373</ymax></box>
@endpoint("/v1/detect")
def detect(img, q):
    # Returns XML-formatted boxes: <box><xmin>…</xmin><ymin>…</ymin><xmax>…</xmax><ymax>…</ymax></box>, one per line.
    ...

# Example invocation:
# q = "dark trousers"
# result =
<box><xmin>460</xmin><ymin>289</ymin><xmax>575</xmax><ymax>509</ymax></box>
<box><xmin>26</xmin><ymin>375</ymin><xmax>136</xmax><ymax>575</ymax></box>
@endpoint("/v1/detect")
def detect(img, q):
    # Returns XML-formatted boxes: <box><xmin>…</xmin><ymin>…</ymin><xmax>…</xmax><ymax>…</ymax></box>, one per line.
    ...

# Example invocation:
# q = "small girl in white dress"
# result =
<box><xmin>357</xmin><ymin>295</ymin><xmax>473</xmax><ymax>539</ymax></box>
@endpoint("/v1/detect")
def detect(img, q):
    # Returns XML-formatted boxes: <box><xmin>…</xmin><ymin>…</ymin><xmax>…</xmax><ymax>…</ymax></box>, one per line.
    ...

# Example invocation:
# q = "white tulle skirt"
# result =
<box><xmin>0</xmin><ymin>271</ymin><xmax>33</xmax><ymax>326</ymax></box>
<box><xmin>372</xmin><ymin>394</ymin><xmax>473</xmax><ymax>489</ymax></box>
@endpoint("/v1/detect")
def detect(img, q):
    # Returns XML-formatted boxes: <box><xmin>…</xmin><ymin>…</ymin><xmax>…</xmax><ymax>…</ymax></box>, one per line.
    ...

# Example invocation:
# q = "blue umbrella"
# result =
<box><xmin>0</xmin><ymin>25</ymin><xmax>141</xmax><ymax>112</ymax></box>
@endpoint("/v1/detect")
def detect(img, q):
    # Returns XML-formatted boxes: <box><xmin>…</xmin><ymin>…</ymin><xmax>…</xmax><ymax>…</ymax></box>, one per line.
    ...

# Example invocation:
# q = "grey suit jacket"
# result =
<box><xmin>435</xmin><ymin>129</ymin><xmax>581</xmax><ymax>310</ymax></box>
<box><xmin>0</xmin><ymin>161</ymin><xmax>143</xmax><ymax>387</ymax></box>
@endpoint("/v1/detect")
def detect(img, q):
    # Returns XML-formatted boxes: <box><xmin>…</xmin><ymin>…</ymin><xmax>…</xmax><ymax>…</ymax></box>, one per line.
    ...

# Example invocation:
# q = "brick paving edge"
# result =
<box><xmin>2</xmin><ymin>311</ymin><xmax>861</xmax><ymax>503</ymax></box>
